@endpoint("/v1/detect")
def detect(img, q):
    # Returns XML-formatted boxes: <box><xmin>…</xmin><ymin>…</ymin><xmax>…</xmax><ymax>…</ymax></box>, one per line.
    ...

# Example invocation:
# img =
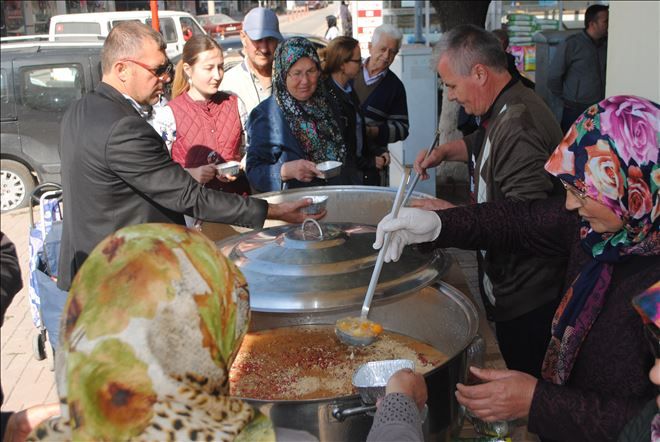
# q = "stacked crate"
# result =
<box><xmin>506</xmin><ymin>14</ymin><xmax>560</xmax><ymax>74</ymax></box>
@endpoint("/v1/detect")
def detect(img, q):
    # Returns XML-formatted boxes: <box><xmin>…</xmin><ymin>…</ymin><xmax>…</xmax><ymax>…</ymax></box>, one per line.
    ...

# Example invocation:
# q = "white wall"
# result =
<box><xmin>606</xmin><ymin>1</ymin><xmax>660</xmax><ymax>102</ymax></box>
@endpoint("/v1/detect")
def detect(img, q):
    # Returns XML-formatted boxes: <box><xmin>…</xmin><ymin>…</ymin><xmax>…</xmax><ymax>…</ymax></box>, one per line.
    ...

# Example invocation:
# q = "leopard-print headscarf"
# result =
<box><xmin>28</xmin><ymin>224</ymin><xmax>275</xmax><ymax>441</ymax></box>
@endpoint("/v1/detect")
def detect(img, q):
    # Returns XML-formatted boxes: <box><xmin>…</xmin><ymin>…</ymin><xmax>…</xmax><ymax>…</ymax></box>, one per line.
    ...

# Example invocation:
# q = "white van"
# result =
<box><xmin>48</xmin><ymin>11</ymin><xmax>206</xmax><ymax>58</ymax></box>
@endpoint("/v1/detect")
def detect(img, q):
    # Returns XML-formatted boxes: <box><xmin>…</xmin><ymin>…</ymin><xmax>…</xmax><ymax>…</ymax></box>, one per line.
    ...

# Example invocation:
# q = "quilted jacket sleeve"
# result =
<box><xmin>245</xmin><ymin>100</ymin><xmax>287</xmax><ymax>192</ymax></box>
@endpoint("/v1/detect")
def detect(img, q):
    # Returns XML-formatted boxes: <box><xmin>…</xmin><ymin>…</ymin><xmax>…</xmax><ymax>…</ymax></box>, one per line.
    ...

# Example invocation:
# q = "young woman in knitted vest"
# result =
<box><xmin>150</xmin><ymin>35</ymin><xmax>250</xmax><ymax>196</ymax></box>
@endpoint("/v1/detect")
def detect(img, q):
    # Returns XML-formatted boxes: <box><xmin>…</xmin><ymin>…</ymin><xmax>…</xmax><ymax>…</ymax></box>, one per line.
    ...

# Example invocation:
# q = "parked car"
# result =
<box><xmin>48</xmin><ymin>11</ymin><xmax>206</xmax><ymax>58</ymax></box>
<box><xmin>0</xmin><ymin>41</ymin><xmax>103</xmax><ymax>212</ymax></box>
<box><xmin>197</xmin><ymin>14</ymin><xmax>242</xmax><ymax>38</ymax></box>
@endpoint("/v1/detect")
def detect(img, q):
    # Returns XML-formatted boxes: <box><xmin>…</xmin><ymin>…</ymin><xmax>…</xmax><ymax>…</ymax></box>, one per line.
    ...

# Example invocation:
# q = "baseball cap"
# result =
<box><xmin>242</xmin><ymin>7</ymin><xmax>283</xmax><ymax>41</ymax></box>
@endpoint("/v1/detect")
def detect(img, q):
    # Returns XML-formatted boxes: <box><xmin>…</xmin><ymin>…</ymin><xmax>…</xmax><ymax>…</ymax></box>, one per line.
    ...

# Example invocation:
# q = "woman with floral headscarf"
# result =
<box><xmin>371</xmin><ymin>95</ymin><xmax>659</xmax><ymax>441</ymax></box>
<box><xmin>245</xmin><ymin>37</ymin><xmax>349</xmax><ymax>192</ymax></box>
<box><xmin>28</xmin><ymin>224</ymin><xmax>277</xmax><ymax>441</ymax></box>
<box><xmin>27</xmin><ymin>224</ymin><xmax>431</xmax><ymax>441</ymax></box>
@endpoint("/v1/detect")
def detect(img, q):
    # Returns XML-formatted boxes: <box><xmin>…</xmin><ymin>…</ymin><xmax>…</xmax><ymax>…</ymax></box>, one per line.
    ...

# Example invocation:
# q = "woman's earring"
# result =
<box><xmin>188</xmin><ymin>77</ymin><xmax>192</xmax><ymax>85</ymax></box>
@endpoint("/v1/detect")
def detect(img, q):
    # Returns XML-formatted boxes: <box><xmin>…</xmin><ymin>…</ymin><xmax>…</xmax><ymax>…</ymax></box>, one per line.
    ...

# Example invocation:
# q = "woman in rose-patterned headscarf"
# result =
<box><xmin>542</xmin><ymin>95</ymin><xmax>658</xmax><ymax>384</ymax></box>
<box><xmin>373</xmin><ymin>95</ymin><xmax>659</xmax><ymax>441</ymax></box>
<box><xmin>458</xmin><ymin>95</ymin><xmax>659</xmax><ymax>441</ymax></box>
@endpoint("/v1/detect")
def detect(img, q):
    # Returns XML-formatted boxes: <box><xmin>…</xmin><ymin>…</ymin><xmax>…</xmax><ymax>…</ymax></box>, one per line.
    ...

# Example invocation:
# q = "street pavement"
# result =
<box><xmin>1</xmin><ymin>206</ymin><xmax>59</xmax><ymax>413</ymax></box>
<box><xmin>280</xmin><ymin>3</ymin><xmax>332</xmax><ymax>35</ymax></box>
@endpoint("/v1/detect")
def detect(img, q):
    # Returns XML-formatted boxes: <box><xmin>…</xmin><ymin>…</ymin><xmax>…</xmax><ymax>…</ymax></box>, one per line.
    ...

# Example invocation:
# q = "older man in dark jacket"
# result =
<box><xmin>412</xmin><ymin>25</ymin><xmax>566</xmax><ymax>379</ymax></box>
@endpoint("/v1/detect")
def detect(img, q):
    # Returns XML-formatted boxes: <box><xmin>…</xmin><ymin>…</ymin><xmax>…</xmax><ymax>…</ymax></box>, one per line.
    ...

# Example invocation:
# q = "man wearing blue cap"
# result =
<box><xmin>222</xmin><ymin>7</ymin><xmax>283</xmax><ymax>125</ymax></box>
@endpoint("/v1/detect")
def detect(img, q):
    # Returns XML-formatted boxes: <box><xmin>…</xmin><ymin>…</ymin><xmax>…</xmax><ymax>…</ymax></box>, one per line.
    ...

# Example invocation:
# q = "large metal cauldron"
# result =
<box><xmin>246</xmin><ymin>283</ymin><xmax>478</xmax><ymax>441</ymax></box>
<box><xmin>216</xmin><ymin>186</ymin><xmax>478</xmax><ymax>441</ymax></box>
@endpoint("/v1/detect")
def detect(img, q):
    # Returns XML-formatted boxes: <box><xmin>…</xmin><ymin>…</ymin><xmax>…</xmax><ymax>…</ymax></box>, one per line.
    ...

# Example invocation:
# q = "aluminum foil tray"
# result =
<box><xmin>352</xmin><ymin>359</ymin><xmax>415</xmax><ymax>404</ymax></box>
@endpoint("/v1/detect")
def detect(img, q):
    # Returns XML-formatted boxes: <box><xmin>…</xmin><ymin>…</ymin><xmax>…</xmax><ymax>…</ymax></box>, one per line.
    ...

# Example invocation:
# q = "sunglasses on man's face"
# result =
<box><xmin>121</xmin><ymin>59</ymin><xmax>173</xmax><ymax>82</ymax></box>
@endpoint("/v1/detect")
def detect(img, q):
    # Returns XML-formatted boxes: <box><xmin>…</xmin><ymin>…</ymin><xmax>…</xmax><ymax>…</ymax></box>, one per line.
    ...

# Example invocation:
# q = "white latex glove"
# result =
<box><xmin>373</xmin><ymin>207</ymin><xmax>442</xmax><ymax>263</ymax></box>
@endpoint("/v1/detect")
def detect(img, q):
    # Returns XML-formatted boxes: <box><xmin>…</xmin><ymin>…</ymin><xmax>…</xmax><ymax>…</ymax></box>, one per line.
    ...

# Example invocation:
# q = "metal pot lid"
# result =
<box><xmin>216</xmin><ymin>220</ymin><xmax>447</xmax><ymax>313</ymax></box>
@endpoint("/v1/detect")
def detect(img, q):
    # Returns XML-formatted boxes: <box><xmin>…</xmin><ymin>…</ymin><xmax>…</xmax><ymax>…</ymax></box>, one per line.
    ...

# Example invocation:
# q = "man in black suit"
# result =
<box><xmin>57</xmin><ymin>22</ymin><xmax>319</xmax><ymax>291</ymax></box>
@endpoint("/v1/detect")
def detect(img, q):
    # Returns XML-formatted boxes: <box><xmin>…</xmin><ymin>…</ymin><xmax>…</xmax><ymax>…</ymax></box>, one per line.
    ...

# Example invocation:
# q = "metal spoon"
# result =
<box><xmin>335</xmin><ymin>168</ymin><xmax>411</xmax><ymax>347</ymax></box>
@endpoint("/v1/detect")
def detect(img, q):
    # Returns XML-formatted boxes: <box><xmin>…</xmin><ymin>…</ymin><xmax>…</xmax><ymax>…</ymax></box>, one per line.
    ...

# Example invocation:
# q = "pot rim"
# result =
<box><xmin>254</xmin><ymin>184</ymin><xmax>434</xmax><ymax>202</ymax></box>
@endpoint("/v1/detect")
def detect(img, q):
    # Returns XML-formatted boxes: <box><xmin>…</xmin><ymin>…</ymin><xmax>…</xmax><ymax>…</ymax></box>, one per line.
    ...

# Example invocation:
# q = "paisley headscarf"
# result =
<box><xmin>273</xmin><ymin>37</ymin><xmax>346</xmax><ymax>164</ymax></box>
<box><xmin>542</xmin><ymin>95</ymin><xmax>660</xmax><ymax>385</ymax></box>
<box><xmin>29</xmin><ymin>224</ymin><xmax>274</xmax><ymax>441</ymax></box>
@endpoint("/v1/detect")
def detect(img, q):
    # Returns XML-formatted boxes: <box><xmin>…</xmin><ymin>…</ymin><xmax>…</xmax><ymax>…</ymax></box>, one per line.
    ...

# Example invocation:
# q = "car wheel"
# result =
<box><xmin>1</xmin><ymin>160</ymin><xmax>35</xmax><ymax>212</ymax></box>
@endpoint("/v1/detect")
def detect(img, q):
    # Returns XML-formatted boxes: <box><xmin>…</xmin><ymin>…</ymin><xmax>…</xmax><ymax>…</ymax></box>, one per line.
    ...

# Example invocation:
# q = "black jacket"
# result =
<box><xmin>548</xmin><ymin>30</ymin><xmax>607</xmax><ymax>108</ymax></box>
<box><xmin>1</xmin><ymin>231</ymin><xmax>21</xmax><ymax>425</ymax></box>
<box><xmin>57</xmin><ymin>82</ymin><xmax>268</xmax><ymax>290</ymax></box>
<box><xmin>461</xmin><ymin>81</ymin><xmax>566</xmax><ymax>321</ymax></box>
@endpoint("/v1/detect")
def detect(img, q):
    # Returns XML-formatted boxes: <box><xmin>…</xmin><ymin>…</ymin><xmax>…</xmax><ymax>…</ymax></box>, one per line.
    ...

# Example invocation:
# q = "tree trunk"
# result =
<box><xmin>430</xmin><ymin>1</ymin><xmax>491</xmax><ymax>190</ymax></box>
<box><xmin>431</xmin><ymin>1</ymin><xmax>491</xmax><ymax>30</ymax></box>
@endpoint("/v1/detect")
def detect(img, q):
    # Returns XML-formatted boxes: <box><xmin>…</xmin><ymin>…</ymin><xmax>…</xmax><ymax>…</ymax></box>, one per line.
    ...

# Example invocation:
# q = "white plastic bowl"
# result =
<box><xmin>317</xmin><ymin>161</ymin><xmax>342</xmax><ymax>179</ymax></box>
<box><xmin>216</xmin><ymin>160</ymin><xmax>241</xmax><ymax>177</ymax></box>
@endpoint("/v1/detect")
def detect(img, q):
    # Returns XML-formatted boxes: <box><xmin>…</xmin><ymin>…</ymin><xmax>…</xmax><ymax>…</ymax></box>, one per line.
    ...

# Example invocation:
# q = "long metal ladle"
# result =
<box><xmin>335</xmin><ymin>131</ymin><xmax>441</xmax><ymax>346</ymax></box>
<box><xmin>335</xmin><ymin>168</ymin><xmax>410</xmax><ymax>346</ymax></box>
